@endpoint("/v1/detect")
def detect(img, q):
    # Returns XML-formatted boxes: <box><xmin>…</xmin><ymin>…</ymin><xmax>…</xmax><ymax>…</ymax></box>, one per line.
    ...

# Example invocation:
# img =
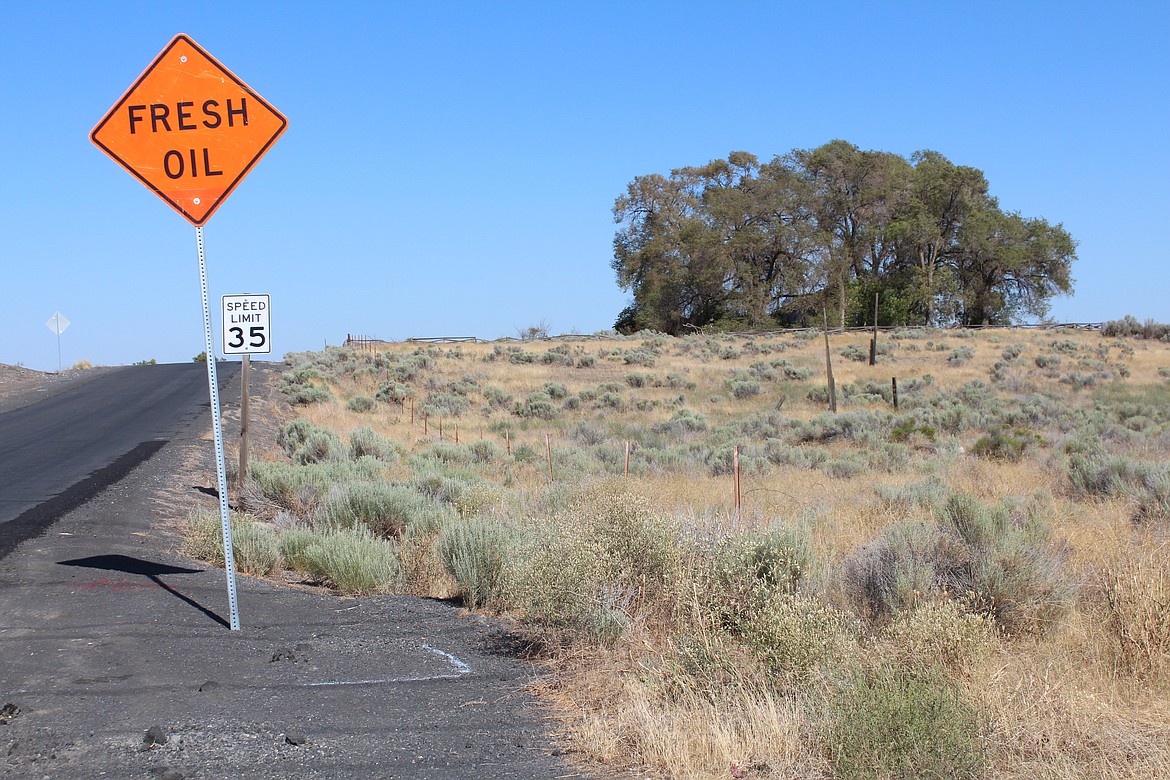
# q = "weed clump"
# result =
<box><xmin>437</xmin><ymin>517</ymin><xmax>519</xmax><ymax>609</ymax></box>
<box><xmin>825</xmin><ymin>665</ymin><xmax>987</xmax><ymax>780</ymax></box>
<box><xmin>277</xmin><ymin>419</ymin><xmax>346</xmax><ymax>464</ymax></box>
<box><xmin>972</xmin><ymin>426</ymin><xmax>1041</xmax><ymax>461</ymax></box>
<box><xmin>345</xmin><ymin>395</ymin><xmax>376</xmax><ymax>413</ymax></box>
<box><xmin>184</xmin><ymin>510</ymin><xmax>280</xmax><ymax>576</ymax></box>
<box><xmin>840</xmin><ymin>495</ymin><xmax>1073</xmax><ymax>635</ymax></box>
<box><xmin>296</xmin><ymin>526</ymin><xmax>402</xmax><ymax>593</ymax></box>
<box><xmin>1098</xmin><ymin>546</ymin><xmax>1170</xmax><ymax>681</ymax></box>
<box><xmin>514</xmin><ymin>391</ymin><xmax>558</xmax><ymax>420</ymax></box>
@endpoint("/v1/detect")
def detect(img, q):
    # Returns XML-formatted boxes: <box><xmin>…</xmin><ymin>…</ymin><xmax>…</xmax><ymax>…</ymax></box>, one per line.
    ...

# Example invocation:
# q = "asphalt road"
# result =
<box><xmin>0</xmin><ymin>362</ymin><xmax>236</xmax><ymax>560</ymax></box>
<box><xmin>0</xmin><ymin>363</ymin><xmax>590</xmax><ymax>779</ymax></box>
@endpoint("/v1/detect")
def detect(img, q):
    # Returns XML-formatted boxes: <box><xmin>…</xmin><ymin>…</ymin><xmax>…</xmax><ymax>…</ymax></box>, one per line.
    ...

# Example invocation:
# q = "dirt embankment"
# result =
<box><xmin>0</xmin><ymin>363</ymin><xmax>124</xmax><ymax>415</ymax></box>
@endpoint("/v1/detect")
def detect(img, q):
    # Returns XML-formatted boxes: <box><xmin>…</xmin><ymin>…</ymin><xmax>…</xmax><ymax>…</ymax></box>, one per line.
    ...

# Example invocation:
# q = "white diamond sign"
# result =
<box><xmin>46</xmin><ymin>312</ymin><xmax>70</xmax><ymax>335</ymax></box>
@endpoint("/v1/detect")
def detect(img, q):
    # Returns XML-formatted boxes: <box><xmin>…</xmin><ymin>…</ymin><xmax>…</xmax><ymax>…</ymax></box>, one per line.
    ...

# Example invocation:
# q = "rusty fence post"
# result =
<box><xmin>733</xmin><ymin>445</ymin><xmax>742</xmax><ymax>513</ymax></box>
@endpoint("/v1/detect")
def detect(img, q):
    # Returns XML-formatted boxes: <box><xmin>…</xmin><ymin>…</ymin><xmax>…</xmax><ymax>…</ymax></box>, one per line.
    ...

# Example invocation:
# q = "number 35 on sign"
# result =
<box><xmin>221</xmin><ymin>294</ymin><xmax>271</xmax><ymax>355</ymax></box>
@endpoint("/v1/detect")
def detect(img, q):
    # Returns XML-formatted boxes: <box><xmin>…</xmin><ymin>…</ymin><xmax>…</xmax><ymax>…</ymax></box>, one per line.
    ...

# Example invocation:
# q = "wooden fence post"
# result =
<box><xmin>624</xmin><ymin>440</ymin><xmax>631</xmax><ymax>477</ymax></box>
<box><xmin>892</xmin><ymin>377</ymin><xmax>899</xmax><ymax>410</ymax></box>
<box><xmin>733</xmin><ymin>445</ymin><xmax>742</xmax><ymax>513</ymax></box>
<box><xmin>238</xmin><ymin>354</ymin><xmax>250</xmax><ymax>489</ymax></box>
<box><xmin>545</xmin><ymin>433</ymin><xmax>553</xmax><ymax>480</ymax></box>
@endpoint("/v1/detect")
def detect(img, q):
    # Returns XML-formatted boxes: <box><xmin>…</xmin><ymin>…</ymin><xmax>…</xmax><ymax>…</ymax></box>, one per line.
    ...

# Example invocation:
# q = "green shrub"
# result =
<box><xmin>246</xmin><ymin>458</ymin><xmax>384</xmax><ymax>516</ymax></box>
<box><xmin>947</xmin><ymin>346</ymin><xmax>974</xmax><ymax>366</ymax></box>
<box><xmin>375</xmin><ymin>381</ymin><xmax>414</xmax><ymax>404</ymax></box>
<box><xmin>790</xmin><ymin>409</ymin><xmax>891</xmax><ymax>444</ymax></box>
<box><xmin>410</xmin><ymin>469</ymin><xmax>474</xmax><ymax>504</ymax></box>
<box><xmin>276</xmin><ymin>419</ymin><xmax>346</xmax><ymax>464</ymax></box>
<box><xmin>729</xmin><ymin>379</ymin><xmax>761</xmax><ymax>399</ymax></box>
<box><xmin>824</xmin><ymin>457</ymin><xmax>867</xmax><ymax>479</ymax></box>
<box><xmin>652</xmin><ymin>408</ymin><xmax>708</xmax><ymax>436</ymax></box>
<box><xmin>514</xmin><ymin>391</ymin><xmax>558</xmax><ymax>420</ymax></box>
<box><xmin>540</xmin><ymin>348</ymin><xmax>574</xmax><ymax>366</ymax></box>
<box><xmin>739</xmin><ymin>593</ymin><xmax>856</xmax><ymax>681</ymax></box>
<box><xmin>703</xmin><ymin>444</ymin><xmax>766</xmax><ymax>477</ymax></box>
<box><xmin>314</xmin><ymin>481</ymin><xmax>455</xmax><ymax>537</ymax></box>
<box><xmin>1060</xmin><ymin>370</ymin><xmax>1097</xmax><ymax>390</ymax></box>
<box><xmin>874</xmin><ymin>477</ymin><xmax>951</xmax><ymax>512</ymax></box>
<box><xmin>184</xmin><ymin>510</ymin><xmax>279</xmax><ymax>576</ymax></box>
<box><xmin>436</xmin><ymin>517</ymin><xmax>519</xmax><ymax>609</ymax></box>
<box><xmin>287</xmin><ymin>385</ymin><xmax>333</xmax><ymax>405</ymax></box>
<box><xmin>748</xmin><ymin>361</ymin><xmax>777</xmax><ymax>381</ymax></box>
<box><xmin>763</xmin><ymin>440</ymin><xmax>828</xmax><ymax>470</ymax></box>
<box><xmin>232</xmin><ymin>522</ymin><xmax>281</xmax><ymax>576</ymax></box>
<box><xmin>349</xmin><ymin>426</ymin><xmax>399</xmax><ymax>461</ymax></box>
<box><xmin>842</xmin><ymin>379</ymin><xmax>894</xmax><ymax>405</ymax></box>
<box><xmin>469</xmin><ymin>439</ymin><xmax>502</xmax><ymax>463</ymax></box>
<box><xmin>1034</xmin><ymin>353</ymin><xmax>1061</xmax><ymax>369</ymax></box>
<box><xmin>345</xmin><ymin>395</ymin><xmax>376</xmax><ymax>413</ymax></box>
<box><xmin>278</xmin><ymin>528</ymin><xmax>319</xmax><ymax>571</ymax></box>
<box><xmin>938</xmin><ymin>495</ymin><xmax>1074</xmax><ymax>633</ymax></box>
<box><xmin>701</xmin><ymin>524</ymin><xmax>815</xmax><ymax>650</ymax></box>
<box><xmin>826</xmin><ymin>665</ymin><xmax>987</xmax><ymax>779</ymax></box>
<box><xmin>889</xmin><ymin>420</ymin><xmax>937</xmax><ymax>443</ymax></box>
<box><xmin>841</xmin><ymin>496</ymin><xmax>1074</xmax><ymax>636</ymax></box>
<box><xmin>770</xmin><ymin>358</ymin><xmax>815</xmax><ymax>380</ymax></box>
<box><xmin>1001</xmin><ymin>343</ymin><xmax>1025</xmax><ymax>361</ymax></box>
<box><xmin>483</xmin><ymin>385</ymin><xmax>512</xmax><ymax>408</ymax></box>
<box><xmin>972</xmin><ymin>426</ymin><xmax>1040</xmax><ymax>461</ymax></box>
<box><xmin>183</xmin><ymin>509</ymin><xmax>227</xmax><ymax>565</ymax></box>
<box><xmin>422</xmin><ymin>391</ymin><xmax>472</xmax><ymax>418</ymax></box>
<box><xmin>595</xmin><ymin>392</ymin><xmax>625</xmax><ymax>411</ymax></box>
<box><xmin>543</xmin><ymin>382</ymin><xmax>569</xmax><ymax>400</ymax></box>
<box><xmin>1067</xmin><ymin>449</ymin><xmax>1170</xmax><ymax>523</ymax></box>
<box><xmin>299</xmin><ymin>526</ymin><xmax>402</xmax><ymax>593</ymax></box>
<box><xmin>839</xmin><ymin>343</ymin><xmax>868</xmax><ymax>362</ymax></box>
<box><xmin>509</xmin><ymin>484</ymin><xmax>678</xmax><ymax>641</ymax></box>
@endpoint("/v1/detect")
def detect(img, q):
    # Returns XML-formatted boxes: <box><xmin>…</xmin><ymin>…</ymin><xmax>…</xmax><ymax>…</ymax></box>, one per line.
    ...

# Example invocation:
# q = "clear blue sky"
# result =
<box><xmin>3</xmin><ymin>1</ymin><xmax>1167</xmax><ymax>371</ymax></box>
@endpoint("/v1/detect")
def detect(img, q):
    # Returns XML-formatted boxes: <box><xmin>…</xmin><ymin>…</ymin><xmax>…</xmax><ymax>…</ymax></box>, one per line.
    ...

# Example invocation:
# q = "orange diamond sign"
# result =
<box><xmin>91</xmin><ymin>34</ymin><xmax>287</xmax><ymax>226</ymax></box>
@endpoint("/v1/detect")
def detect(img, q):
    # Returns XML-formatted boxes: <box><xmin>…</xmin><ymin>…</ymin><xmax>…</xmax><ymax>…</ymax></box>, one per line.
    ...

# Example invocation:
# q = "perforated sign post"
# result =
<box><xmin>92</xmin><ymin>34</ymin><xmax>288</xmax><ymax>631</ymax></box>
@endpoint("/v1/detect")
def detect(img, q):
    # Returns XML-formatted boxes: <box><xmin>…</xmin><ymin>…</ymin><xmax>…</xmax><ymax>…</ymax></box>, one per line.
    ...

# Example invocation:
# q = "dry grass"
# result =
<box><xmin>254</xmin><ymin>327</ymin><xmax>1170</xmax><ymax>778</ymax></box>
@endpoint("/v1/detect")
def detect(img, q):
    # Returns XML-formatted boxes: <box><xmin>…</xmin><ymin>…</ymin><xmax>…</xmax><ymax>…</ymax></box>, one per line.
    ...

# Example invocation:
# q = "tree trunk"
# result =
<box><xmin>838</xmin><ymin>274</ymin><xmax>847</xmax><ymax>328</ymax></box>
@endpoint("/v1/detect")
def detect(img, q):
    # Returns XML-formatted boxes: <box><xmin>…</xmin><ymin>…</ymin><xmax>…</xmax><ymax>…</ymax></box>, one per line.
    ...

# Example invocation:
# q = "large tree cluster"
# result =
<box><xmin>612</xmin><ymin>141</ymin><xmax>1076</xmax><ymax>333</ymax></box>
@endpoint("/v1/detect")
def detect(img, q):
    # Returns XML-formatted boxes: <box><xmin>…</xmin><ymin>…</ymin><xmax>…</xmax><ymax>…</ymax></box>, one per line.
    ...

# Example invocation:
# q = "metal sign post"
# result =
<box><xmin>44</xmin><ymin>312</ymin><xmax>70</xmax><ymax>373</ymax></box>
<box><xmin>196</xmin><ymin>228</ymin><xmax>240</xmax><ymax>630</ymax></box>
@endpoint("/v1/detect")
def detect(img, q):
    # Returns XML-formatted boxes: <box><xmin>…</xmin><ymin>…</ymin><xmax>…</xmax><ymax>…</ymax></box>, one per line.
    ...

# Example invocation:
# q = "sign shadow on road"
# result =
<box><xmin>58</xmin><ymin>554</ymin><xmax>229</xmax><ymax>628</ymax></box>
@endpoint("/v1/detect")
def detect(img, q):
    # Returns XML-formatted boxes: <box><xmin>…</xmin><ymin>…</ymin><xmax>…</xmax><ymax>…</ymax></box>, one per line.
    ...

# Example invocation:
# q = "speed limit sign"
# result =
<box><xmin>221</xmin><ymin>294</ymin><xmax>271</xmax><ymax>355</ymax></box>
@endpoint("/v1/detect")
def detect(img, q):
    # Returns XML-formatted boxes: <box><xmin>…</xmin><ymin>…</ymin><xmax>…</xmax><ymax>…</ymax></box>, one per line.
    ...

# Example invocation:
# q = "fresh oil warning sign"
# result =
<box><xmin>91</xmin><ymin>34</ymin><xmax>287</xmax><ymax>226</ymax></box>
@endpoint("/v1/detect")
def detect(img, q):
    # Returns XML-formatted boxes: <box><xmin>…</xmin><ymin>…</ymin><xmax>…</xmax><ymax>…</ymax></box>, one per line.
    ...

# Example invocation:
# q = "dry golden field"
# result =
<box><xmin>199</xmin><ymin>326</ymin><xmax>1170</xmax><ymax>779</ymax></box>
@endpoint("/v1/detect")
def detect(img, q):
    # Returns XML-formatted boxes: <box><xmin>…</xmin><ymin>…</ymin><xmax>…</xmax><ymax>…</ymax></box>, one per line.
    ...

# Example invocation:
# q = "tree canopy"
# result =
<box><xmin>612</xmin><ymin>141</ymin><xmax>1075</xmax><ymax>333</ymax></box>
